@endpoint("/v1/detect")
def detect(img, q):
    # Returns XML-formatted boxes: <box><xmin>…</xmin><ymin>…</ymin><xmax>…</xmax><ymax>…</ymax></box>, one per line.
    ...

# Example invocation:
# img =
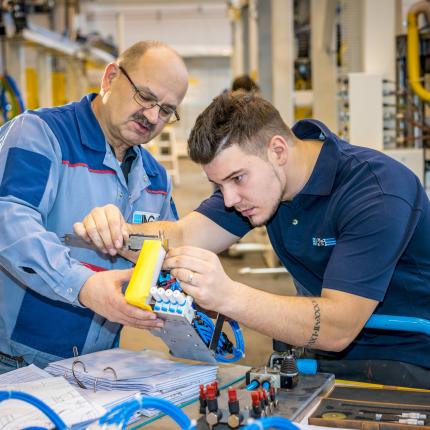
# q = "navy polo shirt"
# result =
<box><xmin>196</xmin><ymin>119</ymin><xmax>430</xmax><ymax>368</ymax></box>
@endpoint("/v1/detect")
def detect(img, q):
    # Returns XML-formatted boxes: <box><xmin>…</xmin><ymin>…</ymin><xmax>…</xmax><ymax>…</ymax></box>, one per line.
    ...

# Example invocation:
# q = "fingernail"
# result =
<box><xmin>109</xmin><ymin>249</ymin><xmax>117</xmax><ymax>256</ymax></box>
<box><xmin>156</xmin><ymin>322</ymin><xmax>164</xmax><ymax>328</ymax></box>
<box><xmin>149</xmin><ymin>313</ymin><xmax>157</xmax><ymax>320</ymax></box>
<box><xmin>115</xmin><ymin>240</ymin><xmax>122</xmax><ymax>248</ymax></box>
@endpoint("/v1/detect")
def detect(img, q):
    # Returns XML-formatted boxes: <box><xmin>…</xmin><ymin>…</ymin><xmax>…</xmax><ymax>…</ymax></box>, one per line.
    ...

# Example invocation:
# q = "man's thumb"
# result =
<box><xmin>116</xmin><ymin>268</ymin><xmax>134</xmax><ymax>280</ymax></box>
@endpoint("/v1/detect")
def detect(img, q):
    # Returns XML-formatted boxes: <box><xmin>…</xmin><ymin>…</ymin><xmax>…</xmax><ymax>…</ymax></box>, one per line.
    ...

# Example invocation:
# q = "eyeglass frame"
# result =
<box><xmin>118</xmin><ymin>65</ymin><xmax>180</xmax><ymax>124</ymax></box>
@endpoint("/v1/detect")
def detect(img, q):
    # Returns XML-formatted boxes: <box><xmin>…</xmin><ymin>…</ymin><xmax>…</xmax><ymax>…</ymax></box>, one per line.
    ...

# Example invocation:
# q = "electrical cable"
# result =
<box><xmin>0</xmin><ymin>73</ymin><xmax>24</xmax><ymax>122</ymax></box>
<box><xmin>243</xmin><ymin>416</ymin><xmax>300</xmax><ymax>430</ymax></box>
<box><xmin>156</xmin><ymin>273</ymin><xmax>245</xmax><ymax>363</ymax></box>
<box><xmin>296</xmin><ymin>358</ymin><xmax>317</xmax><ymax>375</ymax></box>
<box><xmin>23</xmin><ymin>427</ymin><xmax>48</xmax><ymax>430</ymax></box>
<box><xmin>5</xmin><ymin>74</ymin><xmax>24</xmax><ymax>112</ymax></box>
<box><xmin>98</xmin><ymin>395</ymin><xmax>196</xmax><ymax>429</ymax></box>
<box><xmin>193</xmin><ymin>312</ymin><xmax>244</xmax><ymax>363</ymax></box>
<box><xmin>246</xmin><ymin>380</ymin><xmax>260</xmax><ymax>391</ymax></box>
<box><xmin>262</xmin><ymin>380</ymin><xmax>271</xmax><ymax>391</ymax></box>
<box><xmin>0</xmin><ymin>390</ymin><xmax>68</xmax><ymax>430</ymax></box>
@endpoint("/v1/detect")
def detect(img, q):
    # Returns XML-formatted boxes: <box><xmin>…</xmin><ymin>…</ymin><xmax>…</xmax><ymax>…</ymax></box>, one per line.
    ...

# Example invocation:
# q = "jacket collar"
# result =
<box><xmin>292</xmin><ymin>119</ymin><xmax>339</xmax><ymax>196</ymax></box>
<box><xmin>75</xmin><ymin>93</ymin><xmax>107</xmax><ymax>152</ymax></box>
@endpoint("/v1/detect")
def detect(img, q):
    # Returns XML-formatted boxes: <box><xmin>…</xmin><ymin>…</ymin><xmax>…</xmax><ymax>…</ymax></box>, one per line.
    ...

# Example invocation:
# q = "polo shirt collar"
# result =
<box><xmin>75</xmin><ymin>93</ymin><xmax>107</xmax><ymax>152</ymax></box>
<box><xmin>292</xmin><ymin>119</ymin><xmax>339</xmax><ymax>196</ymax></box>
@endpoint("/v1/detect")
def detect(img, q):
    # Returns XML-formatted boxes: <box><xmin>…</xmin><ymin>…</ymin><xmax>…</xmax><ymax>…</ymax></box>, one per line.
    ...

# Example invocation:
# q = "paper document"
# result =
<box><xmin>77</xmin><ymin>387</ymin><xmax>142</xmax><ymax>424</ymax></box>
<box><xmin>0</xmin><ymin>376</ymin><xmax>105</xmax><ymax>430</ymax></box>
<box><xmin>0</xmin><ymin>364</ymin><xmax>50</xmax><ymax>385</ymax></box>
<box><xmin>46</xmin><ymin>348</ymin><xmax>218</xmax><ymax>416</ymax></box>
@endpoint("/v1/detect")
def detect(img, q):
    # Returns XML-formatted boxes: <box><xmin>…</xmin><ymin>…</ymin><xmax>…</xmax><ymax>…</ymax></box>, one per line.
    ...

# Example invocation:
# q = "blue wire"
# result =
<box><xmin>98</xmin><ymin>401</ymin><xmax>127</xmax><ymax>424</ymax></box>
<box><xmin>23</xmin><ymin>428</ymin><xmax>48</xmax><ymax>430</ymax></box>
<box><xmin>99</xmin><ymin>395</ymin><xmax>196</xmax><ymax>429</ymax></box>
<box><xmin>115</xmin><ymin>398</ymin><xmax>140</xmax><ymax>427</ymax></box>
<box><xmin>246</xmin><ymin>380</ymin><xmax>260</xmax><ymax>390</ymax></box>
<box><xmin>156</xmin><ymin>273</ymin><xmax>244</xmax><ymax>363</ymax></box>
<box><xmin>5</xmin><ymin>74</ymin><xmax>25</xmax><ymax>112</ymax></box>
<box><xmin>262</xmin><ymin>380</ymin><xmax>271</xmax><ymax>391</ymax></box>
<box><xmin>243</xmin><ymin>416</ymin><xmax>300</xmax><ymax>430</ymax></box>
<box><xmin>141</xmin><ymin>397</ymin><xmax>195</xmax><ymax>429</ymax></box>
<box><xmin>0</xmin><ymin>86</ymin><xmax>8</xmax><ymax>122</ymax></box>
<box><xmin>194</xmin><ymin>312</ymin><xmax>244</xmax><ymax>363</ymax></box>
<box><xmin>0</xmin><ymin>391</ymin><xmax>68</xmax><ymax>430</ymax></box>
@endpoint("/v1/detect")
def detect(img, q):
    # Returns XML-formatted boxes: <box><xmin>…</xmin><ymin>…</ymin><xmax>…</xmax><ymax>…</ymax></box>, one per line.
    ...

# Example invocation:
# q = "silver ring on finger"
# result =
<box><xmin>187</xmin><ymin>271</ymin><xmax>194</xmax><ymax>284</ymax></box>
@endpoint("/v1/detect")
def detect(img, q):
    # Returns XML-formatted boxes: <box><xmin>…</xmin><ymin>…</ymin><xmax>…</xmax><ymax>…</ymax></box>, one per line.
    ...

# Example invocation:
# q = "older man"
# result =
<box><xmin>0</xmin><ymin>40</ymin><xmax>188</xmax><ymax>371</ymax></box>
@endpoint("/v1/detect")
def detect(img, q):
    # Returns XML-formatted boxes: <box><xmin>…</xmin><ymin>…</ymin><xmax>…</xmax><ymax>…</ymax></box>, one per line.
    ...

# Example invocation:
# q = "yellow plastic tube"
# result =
<box><xmin>125</xmin><ymin>240</ymin><xmax>166</xmax><ymax>310</ymax></box>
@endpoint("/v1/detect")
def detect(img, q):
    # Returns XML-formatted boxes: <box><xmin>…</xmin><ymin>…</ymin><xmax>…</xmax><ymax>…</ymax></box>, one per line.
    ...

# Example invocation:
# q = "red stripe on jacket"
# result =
<box><xmin>62</xmin><ymin>160</ymin><xmax>115</xmax><ymax>174</ymax></box>
<box><xmin>80</xmin><ymin>262</ymin><xmax>107</xmax><ymax>272</ymax></box>
<box><xmin>146</xmin><ymin>189</ymin><xmax>167</xmax><ymax>195</ymax></box>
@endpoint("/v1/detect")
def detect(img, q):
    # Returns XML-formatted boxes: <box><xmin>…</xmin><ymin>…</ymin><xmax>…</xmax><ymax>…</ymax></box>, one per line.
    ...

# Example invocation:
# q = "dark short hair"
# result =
<box><xmin>231</xmin><ymin>74</ymin><xmax>260</xmax><ymax>92</ymax></box>
<box><xmin>188</xmin><ymin>91</ymin><xmax>293</xmax><ymax>164</ymax></box>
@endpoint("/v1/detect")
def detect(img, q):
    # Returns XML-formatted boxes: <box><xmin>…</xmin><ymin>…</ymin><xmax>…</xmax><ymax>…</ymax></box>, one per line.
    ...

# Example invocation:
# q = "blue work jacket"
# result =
<box><xmin>0</xmin><ymin>94</ymin><xmax>177</xmax><ymax>367</ymax></box>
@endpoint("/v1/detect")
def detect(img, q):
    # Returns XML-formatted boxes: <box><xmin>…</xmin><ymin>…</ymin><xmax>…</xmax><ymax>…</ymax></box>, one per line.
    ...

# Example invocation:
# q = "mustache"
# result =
<box><xmin>131</xmin><ymin>113</ymin><xmax>156</xmax><ymax>131</ymax></box>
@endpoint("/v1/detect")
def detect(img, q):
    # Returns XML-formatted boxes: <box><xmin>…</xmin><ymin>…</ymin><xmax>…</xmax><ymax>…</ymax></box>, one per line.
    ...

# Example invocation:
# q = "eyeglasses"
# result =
<box><xmin>118</xmin><ymin>65</ymin><xmax>180</xmax><ymax>124</ymax></box>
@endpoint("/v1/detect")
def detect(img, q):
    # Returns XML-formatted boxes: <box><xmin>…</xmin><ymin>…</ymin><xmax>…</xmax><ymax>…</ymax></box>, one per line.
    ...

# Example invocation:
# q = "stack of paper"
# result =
<box><xmin>0</xmin><ymin>373</ymin><xmax>105</xmax><ymax>430</ymax></box>
<box><xmin>45</xmin><ymin>348</ymin><xmax>218</xmax><ymax>416</ymax></box>
<box><xmin>0</xmin><ymin>364</ymin><xmax>51</xmax><ymax>385</ymax></box>
<box><xmin>77</xmin><ymin>388</ymin><xmax>142</xmax><ymax>424</ymax></box>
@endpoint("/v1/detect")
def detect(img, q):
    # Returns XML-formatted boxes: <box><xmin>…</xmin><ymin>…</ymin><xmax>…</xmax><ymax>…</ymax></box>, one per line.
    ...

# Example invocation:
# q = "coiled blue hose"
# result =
<box><xmin>0</xmin><ymin>390</ymin><xmax>68</xmax><ymax>430</ymax></box>
<box><xmin>193</xmin><ymin>312</ymin><xmax>244</xmax><ymax>362</ymax></box>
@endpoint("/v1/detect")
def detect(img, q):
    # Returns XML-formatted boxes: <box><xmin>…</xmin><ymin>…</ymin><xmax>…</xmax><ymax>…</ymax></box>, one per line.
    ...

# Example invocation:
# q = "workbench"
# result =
<box><xmin>126</xmin><ymin>363</ymin><xmax>335</xmax><ymax>429</ymax></box>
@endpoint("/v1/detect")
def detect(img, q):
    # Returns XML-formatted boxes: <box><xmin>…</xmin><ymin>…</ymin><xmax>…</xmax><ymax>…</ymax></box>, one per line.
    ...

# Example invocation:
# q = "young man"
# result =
<box><xmin>0</xmin><ymin>40</ymin><xmax>188</xmax><ymax>371</ymax></box>
<box><xmin>74</xmin><ymin>91</ymin><xmax>430</xmax><ymax>388</ymax></box>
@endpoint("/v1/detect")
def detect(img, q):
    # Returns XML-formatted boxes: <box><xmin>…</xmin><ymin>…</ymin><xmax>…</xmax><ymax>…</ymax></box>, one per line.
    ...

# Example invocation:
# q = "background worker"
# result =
<box><xmin>231</xmin><ymin>74</ymin><xmax>260</xmax><ymax>93</ymax></box>
<box><xmin>74</xmin><ymin>91</ymin><xmax>430</xmax><ymax>388</ymax></box>
<box><xmin>0</xmin><ymin>40</ymin><xmax>188</xmax><ymax>371</ymax></box>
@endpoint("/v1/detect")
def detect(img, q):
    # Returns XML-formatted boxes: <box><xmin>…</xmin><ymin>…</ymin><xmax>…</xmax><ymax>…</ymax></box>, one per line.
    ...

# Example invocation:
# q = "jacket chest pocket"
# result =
<box><xmin>130</xmin><ymin>194</ymin><xmax>164</xmax><ymax>223</ymax></box>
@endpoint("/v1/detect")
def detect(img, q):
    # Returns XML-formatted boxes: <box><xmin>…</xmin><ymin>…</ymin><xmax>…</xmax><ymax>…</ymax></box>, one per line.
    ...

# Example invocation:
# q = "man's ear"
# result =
<box><xmin>101</xmin><ymin>63</ymin><xmax>120</xmax><ymax>93</ymax></box>
<box><xmin>267</xmin><ymin>135</ymin><xmax>289</xmax><ymax>166</ymax></box>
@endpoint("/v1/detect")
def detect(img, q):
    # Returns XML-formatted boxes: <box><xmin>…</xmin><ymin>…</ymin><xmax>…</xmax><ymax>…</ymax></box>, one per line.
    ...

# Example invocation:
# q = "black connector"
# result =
<box><xmin>280</xmin><ymin>354</ymin><xmax>299</xmax><ymax>389</ymax></box>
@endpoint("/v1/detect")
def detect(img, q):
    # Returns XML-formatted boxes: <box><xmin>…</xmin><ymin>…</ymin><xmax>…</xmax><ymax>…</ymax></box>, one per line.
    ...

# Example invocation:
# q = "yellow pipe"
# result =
<box><xmin>407</xmin><ymin>3</ymin><xmax>430</xmax><ymax>102</ymax></box>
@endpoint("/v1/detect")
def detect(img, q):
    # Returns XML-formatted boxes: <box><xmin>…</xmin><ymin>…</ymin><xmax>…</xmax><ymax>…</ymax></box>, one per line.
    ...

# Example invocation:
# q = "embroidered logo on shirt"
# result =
<box><xmin>312</xmin><ymin>237</ymin><xmax>336</xmax><ymax>247</ymax></box>
<box><xmin>132</xmin><ymin>211</ymin><xmax>160</xmax><ymax>223</ymax></box>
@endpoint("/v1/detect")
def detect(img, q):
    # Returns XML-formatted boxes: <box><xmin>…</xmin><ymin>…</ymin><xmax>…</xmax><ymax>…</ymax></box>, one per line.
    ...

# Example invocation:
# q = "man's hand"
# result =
<box><xmin>79</xmin><ymin>269</ymin><xmax>164</xmax><ymax>329</ymax></box>
<box><xmin>163</xmin><ymin>246</ymin><xmax>235</xmax><ymax>314</ymax></box>
<box><xmin>73</xmin><ymin>204</ymin><xmax>129</xmax><ymax>257</ymax></box>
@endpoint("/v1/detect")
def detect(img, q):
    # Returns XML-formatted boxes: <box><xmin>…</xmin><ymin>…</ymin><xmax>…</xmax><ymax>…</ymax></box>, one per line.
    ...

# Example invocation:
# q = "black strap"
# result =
<box><xmin>121</xmin><ymin>147</ymin><xmax>137</xmax><ymax>184</ymax></box>
<box><xmin>110</xmin><ymin>146</ymin><xmax>137</xmax><ymax>185</ymax></box>
<box><xmin>209</xmin><ymin>314</ymin><xmax>226</xmax><ymax>352</ymax></box>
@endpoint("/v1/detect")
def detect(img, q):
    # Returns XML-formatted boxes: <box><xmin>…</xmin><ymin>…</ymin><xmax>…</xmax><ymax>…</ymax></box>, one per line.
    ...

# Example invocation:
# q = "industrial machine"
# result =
<box><xmin>196</xmin><ymin>343</ymin><xmax>333</xmax><ymax>429</ymax></box>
